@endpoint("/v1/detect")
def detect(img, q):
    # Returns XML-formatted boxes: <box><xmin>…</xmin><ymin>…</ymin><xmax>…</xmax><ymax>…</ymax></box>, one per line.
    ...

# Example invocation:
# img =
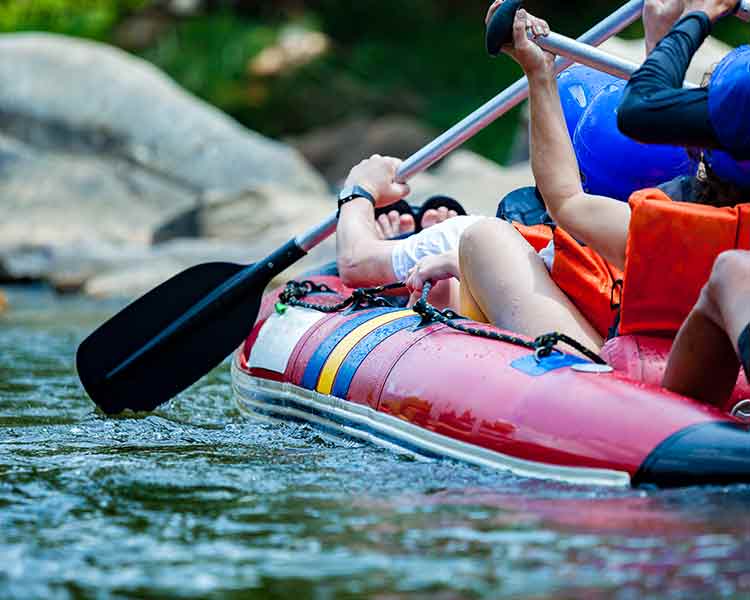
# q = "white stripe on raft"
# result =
<box><xmin>248</xmin><ymin>308</ymin><xmax>328</xmax><ymax>374</ymax></box>
<box><xmin>232</xmin><ymin>358</ymin><xmax>631</xmax><ymax>487</ymax></box>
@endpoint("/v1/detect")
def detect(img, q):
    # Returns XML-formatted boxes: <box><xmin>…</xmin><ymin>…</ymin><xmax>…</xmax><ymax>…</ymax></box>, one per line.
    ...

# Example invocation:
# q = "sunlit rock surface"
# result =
<box><xmin>0</xmin><ymin>33</ymin><xmax>330</xmax><ymax>294</ymax></box>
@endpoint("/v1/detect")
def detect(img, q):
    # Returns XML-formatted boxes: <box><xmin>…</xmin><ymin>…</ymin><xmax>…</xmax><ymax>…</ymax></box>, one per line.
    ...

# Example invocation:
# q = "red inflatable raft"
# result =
<box><xmin>233</xmin><ymin>275</ymin><xmax>750</xmax><ymax>488</ymax></box>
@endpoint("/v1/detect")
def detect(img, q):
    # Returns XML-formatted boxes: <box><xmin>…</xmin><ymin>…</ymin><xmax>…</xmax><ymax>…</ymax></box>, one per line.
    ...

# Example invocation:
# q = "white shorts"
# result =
<box><xmin>390</xmin><ymin>216</ymin><xmax>555</xmax><ymax>281</ymax></box>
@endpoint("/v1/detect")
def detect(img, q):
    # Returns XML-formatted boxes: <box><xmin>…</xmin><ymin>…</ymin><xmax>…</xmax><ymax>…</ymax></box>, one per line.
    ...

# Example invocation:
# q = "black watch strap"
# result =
<box><xmin>337</xmin><ymin>185</ymin><xmax>376</xmax><ymax>217</ymax></box>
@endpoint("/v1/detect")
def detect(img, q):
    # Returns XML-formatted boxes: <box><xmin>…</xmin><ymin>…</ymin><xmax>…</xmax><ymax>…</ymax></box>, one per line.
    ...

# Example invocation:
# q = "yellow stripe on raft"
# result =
<box><xmin>316</xmin><ymin>309</ymin><xmax>415</xmax><ymax>395</ymax></box>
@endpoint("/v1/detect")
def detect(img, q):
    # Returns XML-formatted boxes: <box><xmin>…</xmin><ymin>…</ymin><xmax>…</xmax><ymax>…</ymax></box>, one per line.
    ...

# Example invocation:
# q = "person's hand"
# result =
<box><xmin>405</xmin><ymin>251</ymin><xmax>460</xmax><ymax>306</ymax></box>
<box><xmin>683</xmin><ymin>0</ymin><xmax>738</xmax><ymax>21</ymax></box>
<box><xmin>644</xmin><ymin>0</ymin><xmax>685</xmax><ymax>51</ymax></box>
<box><xmin>344</xmin><ymin>155</ymin><xmax>411</xmax><ymax>209</ymax></box>
<box><xmin>497</xmin><ymin>6</ymin><xmax>555</xmax><ymax>78</ymax></box>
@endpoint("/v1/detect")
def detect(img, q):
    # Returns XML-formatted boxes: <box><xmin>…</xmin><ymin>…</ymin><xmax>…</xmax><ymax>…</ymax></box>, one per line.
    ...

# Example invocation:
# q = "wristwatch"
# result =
<box><xmin>337</xmin><ymin>185</ymin><xmax>376</xmax><ymax>217</ymax></box>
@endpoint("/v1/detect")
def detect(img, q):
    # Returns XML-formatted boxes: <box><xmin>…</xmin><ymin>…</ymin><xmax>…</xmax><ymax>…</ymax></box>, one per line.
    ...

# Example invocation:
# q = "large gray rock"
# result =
<box><xmin>0</xmin><ymin>33</ymin><xmax>328</xmax><ymax>287</ymax></box>
<box><xmin>0</xmin><ymin>133</ymin><xmax>190</xmax><ymax>248</ymax></box>
<box><xmin>81</xmin><ymin>237</ymin><xmax>336</xmax><ymax>299</ymax></box>
<box><xmin>153</xmin><ymin>183</ymin><xmax>334</xmax><ymax>244</ymax></box>
<box><xmin>291</xmin><ymin>115</ymin><xmax>435</xmax><ymax>185</ymax></box>
<box><xmin>0</xmin><ymin>33</ymin><xmax>326</xmax><ymax>195</ymax></box>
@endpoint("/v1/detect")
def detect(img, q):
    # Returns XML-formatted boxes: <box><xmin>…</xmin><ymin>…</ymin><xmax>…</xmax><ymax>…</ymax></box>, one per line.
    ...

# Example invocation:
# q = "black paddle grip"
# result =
<box><xmin>486</xmin><ymin>0</ymin><xmax>523</xmax><ymax>56</ymax></box>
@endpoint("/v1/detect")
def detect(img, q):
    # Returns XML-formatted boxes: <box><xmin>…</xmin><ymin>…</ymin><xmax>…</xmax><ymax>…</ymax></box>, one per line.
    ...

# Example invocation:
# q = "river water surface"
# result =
<box><xmin>2</xmin><ymin>286</ymin><xmax>750</xmax><ymax>599</ymax></box>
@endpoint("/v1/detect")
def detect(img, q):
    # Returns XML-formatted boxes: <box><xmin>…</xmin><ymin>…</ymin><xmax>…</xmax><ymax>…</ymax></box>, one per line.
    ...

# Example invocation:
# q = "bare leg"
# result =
<box><xmin>664</xmin><ymin>250</ymin><xmax>750</xmax><ymax>406</ymax></box>
<box><xmin>426</xmin><ymin>279</ymin><xmax>460</xmax><ymax>312</ymax></box>
<box><xmin>460</xmin><ymin>278</ymin><xmax>489</xmax><ymax>323</ymax></box>
<box><xmin>458</xmin><ymin>219</ymin><xmax>604</xmax><ymax>352</ymax></box>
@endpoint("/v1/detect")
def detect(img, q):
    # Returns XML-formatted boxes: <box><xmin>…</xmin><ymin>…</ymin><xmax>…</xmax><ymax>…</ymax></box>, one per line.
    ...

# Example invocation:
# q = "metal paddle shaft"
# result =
<box><xmin>395</xmin><ymin>0</ymin><xmax>645</xmax><ymax>183</ymax></box>
<box><xmin>78</xmin><ymin>1</ymin><xmax>646</xmax><ymax>415</ymax></box>
<box><xmin>296</xmin><ymin>0</ymin><xmax>646</xmax><ymax>252</ymax></box>
<box><xmin>488</xmin><ymin>3</ymin><xmax>703</xmax><ymax>86</ymax></box>
<box><xmin>486</xmin><ymin>0</ymin><xmax>750</xmax><ymax>80</ymax></box>
<box><xmin>534</xmin><ymin>31</ymin><xmax>696</xmax><ymax>88</ymax></box>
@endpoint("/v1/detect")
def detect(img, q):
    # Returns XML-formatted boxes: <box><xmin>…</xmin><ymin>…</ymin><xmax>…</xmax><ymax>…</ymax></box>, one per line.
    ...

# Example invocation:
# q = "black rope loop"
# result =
<box><xmin>277</xmin><ymin>279</ymin><xmax>606</xmax><ymax>365</ymax></box>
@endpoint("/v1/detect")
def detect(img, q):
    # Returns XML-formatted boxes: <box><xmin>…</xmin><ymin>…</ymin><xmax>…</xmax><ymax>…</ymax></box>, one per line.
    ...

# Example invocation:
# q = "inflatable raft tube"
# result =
<box><xmin>233</xmin><ymin>276</ymin><xmax>750</xmax><ymax>488</ymax></box>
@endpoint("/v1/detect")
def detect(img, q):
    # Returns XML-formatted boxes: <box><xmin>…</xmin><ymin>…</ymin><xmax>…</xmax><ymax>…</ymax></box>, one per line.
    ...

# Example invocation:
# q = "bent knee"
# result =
<box><xmin>696</xmin><ymin>250</ymin><xmax>750</xmax><ymax>323</ymax></box>
<box><xmin>459</xmin><ymin>218</ymin><xmax>524</xmax><ymax>256</ymax></box>
<box><xmin>707</xmin><ymin>250</ymin><xmax>750</xmax><ymax>300</ymax></box>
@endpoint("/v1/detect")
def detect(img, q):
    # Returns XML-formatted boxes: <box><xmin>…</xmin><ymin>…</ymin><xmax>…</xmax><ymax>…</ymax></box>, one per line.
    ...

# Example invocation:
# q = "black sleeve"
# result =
<box><xmin>617</xmin><ymin>12</ymin><xmax>721</xmax><ymax>149</ymax></box>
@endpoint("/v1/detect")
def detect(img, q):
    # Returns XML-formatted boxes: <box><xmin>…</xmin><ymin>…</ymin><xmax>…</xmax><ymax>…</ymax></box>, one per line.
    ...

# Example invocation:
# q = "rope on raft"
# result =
<box><xmin>277</xmin><ymin>280</ymin><xmax>606</xmax><ymax>365</ymax></box>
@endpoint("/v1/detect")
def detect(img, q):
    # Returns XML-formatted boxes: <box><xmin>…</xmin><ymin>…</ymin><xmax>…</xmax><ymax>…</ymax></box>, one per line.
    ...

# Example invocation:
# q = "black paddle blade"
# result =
<box><xmin>487</xmin><ymin>0</ymin><xmax>523</xmax><ymax>56</ymax></box>
<box><xmin>77</xmin><ymin>261</ymin><xmax>248</xmax><ymax>414</ymax></box>
<box><xmin>77</xmin><ymin>239</ymin><xmax>308</xmax><ymax>414</ymax></box>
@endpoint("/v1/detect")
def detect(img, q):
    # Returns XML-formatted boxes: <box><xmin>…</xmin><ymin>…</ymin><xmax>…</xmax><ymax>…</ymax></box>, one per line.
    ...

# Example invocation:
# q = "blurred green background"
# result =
<box><xmin>1</xmin><ymin>0</ymin><xmax>744</xmax><ymax>165</ymax></box>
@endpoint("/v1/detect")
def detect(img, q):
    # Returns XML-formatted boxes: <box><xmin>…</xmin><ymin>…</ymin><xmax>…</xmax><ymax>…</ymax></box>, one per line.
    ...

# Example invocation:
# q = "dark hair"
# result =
<box><xmin>684</xmin><ymin>66</ymin><xmax>750</xmax><ymax>207</ymax></box>
<box><xmin>690</xmin><ymin>149</ymin><xmax>748</xmax><ymax>207</ymax></box>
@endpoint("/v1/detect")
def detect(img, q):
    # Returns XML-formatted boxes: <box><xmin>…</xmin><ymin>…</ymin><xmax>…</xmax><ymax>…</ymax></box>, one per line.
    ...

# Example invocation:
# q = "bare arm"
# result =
<box><xmin>337</xmin><ymin>199</ymin><xmax>400</xmax><ymax>288</ymax></box>
<box><xmin>504</xmin><ymin>8</ymin><xmax>631</xmax><ymax>269</ymax></box>
<box><xmin>644</xmin><ymin>0</ymin><xmax>686</xmax><ymax>54</ymax></box>
<box><xmin>336</xmin><ymin>156</ymin><xmax>410</xmax><ymax>288</ymax></box>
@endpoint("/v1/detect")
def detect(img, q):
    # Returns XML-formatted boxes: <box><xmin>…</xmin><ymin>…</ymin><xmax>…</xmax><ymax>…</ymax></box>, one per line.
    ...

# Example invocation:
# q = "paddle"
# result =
<box><xmin>77</xmin><ymin>1</ymin><xmax>645</xmax><ymax>415</ymax></box>
<box><xmin>487</xmin><ymin>0</ymin><xmax>664</xmax><ymax>80</ymax></box>
<box><xmin>487</xmin><ymin>0</ymin><xmax>750</xmax><ymax>77</ymax></box>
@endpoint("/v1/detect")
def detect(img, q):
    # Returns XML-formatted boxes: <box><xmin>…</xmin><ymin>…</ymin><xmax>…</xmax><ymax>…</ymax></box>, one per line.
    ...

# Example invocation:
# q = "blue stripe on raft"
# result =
<box><xmin>300</xmin><ymin>308</ymin><xmax>399</xmax><ymax>390</ymax></box>
<box><xmin>331</xmin><ymin>315</ymin><xmax>421</xmax><ymax>399</ymax></box>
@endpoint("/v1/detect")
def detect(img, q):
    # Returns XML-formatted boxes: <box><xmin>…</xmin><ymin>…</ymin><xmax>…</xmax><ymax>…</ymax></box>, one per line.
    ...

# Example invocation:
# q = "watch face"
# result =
<box><xmin>338</xmin><ymin>186</ymin><xmax>355</xmax><ymax>201</ymax></box>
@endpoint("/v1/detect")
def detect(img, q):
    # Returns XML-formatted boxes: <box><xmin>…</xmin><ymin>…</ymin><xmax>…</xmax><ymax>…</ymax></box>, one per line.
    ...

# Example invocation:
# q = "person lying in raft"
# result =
<box><xmin>404</xmin><ymin>4</ymin><xmax>750</xmax><ymax>356</ymax></box>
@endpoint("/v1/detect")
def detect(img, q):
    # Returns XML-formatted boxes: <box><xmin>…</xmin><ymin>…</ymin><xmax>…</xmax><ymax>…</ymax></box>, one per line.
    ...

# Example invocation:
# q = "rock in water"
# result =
<box><xmin>0</xmin><ymin>290</ymin><xmax>6</xmax><ymax>312</ymax></box>
<box><xmin>0</xmin><ymin>33</ymin><xmax>328</xmax><ymax>286</ymax></box>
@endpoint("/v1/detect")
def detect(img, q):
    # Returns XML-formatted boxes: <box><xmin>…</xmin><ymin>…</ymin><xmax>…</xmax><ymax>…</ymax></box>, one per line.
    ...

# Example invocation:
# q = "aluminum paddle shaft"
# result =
<box><xmin>296</xmin><ymin>0</ymin><xmax>645</xmax><ymax>252</ymax></box>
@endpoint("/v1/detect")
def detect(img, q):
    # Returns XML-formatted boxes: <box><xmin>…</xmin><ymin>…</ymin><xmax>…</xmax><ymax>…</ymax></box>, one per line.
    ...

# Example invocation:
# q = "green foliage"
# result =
<box><xmin>0</xmin><ymin>1</ymin><xmax>745</xmax><ymax>166</ymax></box>
<box><xmin>0</xmin><ymin>0</ymin><xmax>148</xmax><ymax>39</ymax></box>
<box><xmin>140</xmin><ymin>13</ymin><xmax>278</xmax><ymax>115</ymax></box>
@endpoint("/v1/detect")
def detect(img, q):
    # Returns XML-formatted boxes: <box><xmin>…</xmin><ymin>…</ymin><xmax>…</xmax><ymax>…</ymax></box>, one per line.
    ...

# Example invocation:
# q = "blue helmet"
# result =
<box><xmin>557</xmin><ymin>64</ymin><xmax>618</xmax><ymax>141</ymax></box>
<box><xmin>704</xmin><ymin>149</ymin><xmax>750</xmax><ymax>189</ymax></box>
<box><xmin>707</xmin><ymin>45</ymin><xmax>750</xmax><ymax>188</ymax></box>
<box><xmin>574</xmin><ymin>81</ymin><xmax>697</xmax><ymax>202</ymax></box>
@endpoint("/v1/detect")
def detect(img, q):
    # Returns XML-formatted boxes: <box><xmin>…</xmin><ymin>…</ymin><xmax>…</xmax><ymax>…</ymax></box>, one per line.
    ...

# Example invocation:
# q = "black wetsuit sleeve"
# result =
<box><xmin>618</xmin><ymin>12</ymin><xmax>721</xmax><ymax>148</ymax></box>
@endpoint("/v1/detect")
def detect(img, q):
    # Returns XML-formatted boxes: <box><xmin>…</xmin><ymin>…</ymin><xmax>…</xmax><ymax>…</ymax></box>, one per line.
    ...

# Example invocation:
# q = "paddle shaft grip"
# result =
<box><xmin>487</xmin><ymin>2</ymin><xmax>699</xmax><ymax>86</ymax></box>
<box><xmin>486</xmin><ymin>0</ymin><xmax>522</xmax><ymax>56</ymax></box>
<box><xmin>488</xmin><ymin>0</ymin><xmax>750</xmax><ymax>54</ymax></box>
<box><xmin>737</xmin><ymin>0</ymin><xmax>750</xmax><ymax>20</ymax></box>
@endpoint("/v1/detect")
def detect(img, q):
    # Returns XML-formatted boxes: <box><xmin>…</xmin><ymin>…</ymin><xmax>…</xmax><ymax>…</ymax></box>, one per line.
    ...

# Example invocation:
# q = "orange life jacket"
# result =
<box><xmin>619</xmin><ymin>189</ymin><xmax>750</xmax><ymax>337</ymax></box>
<box><xmin>513</xmin><ymin>221</ymin><xmax>622</xmax><ymax>338</ymax></box>
<box><xmin>550</xmin><ymin>227</ymin><xmax>623</xmax><ymax>339</ymax></box>
<box><xmin>512</xmin><ymin>222</ymin><xmax>554</xmax><ymax>252</ymax></box>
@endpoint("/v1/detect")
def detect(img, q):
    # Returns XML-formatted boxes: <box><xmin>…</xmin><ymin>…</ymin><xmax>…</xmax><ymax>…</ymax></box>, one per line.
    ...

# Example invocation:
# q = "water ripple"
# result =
<box><xmin>1</xmin><ymin>286</ymin><xmax>750</xmax><ymax>599</ymax></box>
